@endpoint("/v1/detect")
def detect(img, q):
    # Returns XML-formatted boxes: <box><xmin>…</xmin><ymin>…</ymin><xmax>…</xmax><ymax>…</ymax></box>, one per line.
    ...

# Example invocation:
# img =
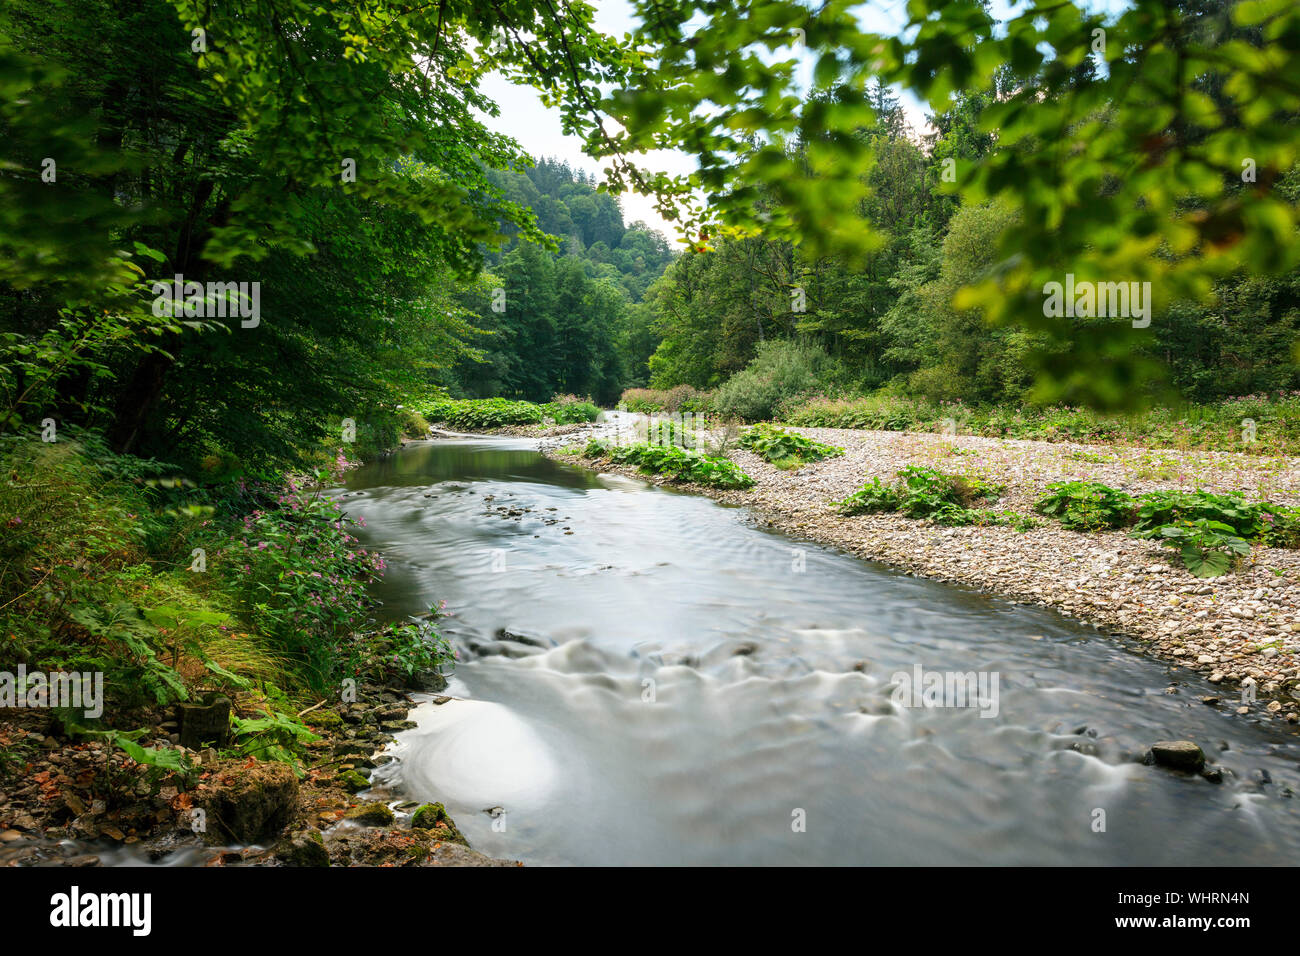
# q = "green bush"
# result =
<box><xmin>203</xmin><ymin>467</ymin><xmax>390</xmax><ymax>689</ymax></box>
<box><xmin>643</xmin><ymin>417</ymin><xmax>702</xmax><ymax>449</ymax></box>
<box><xmin>1260</xmin><ymin>506</ymin><xmax>1300</xmax><ymax>549</ymax></box>
<box><xmin>837</xmin><ymin>476</ymin><xmax>903</xmax><ymax>515</ymax></box>
<box><xmin>418</xmin><ymin>397</ymin><xmax>546</xmax><ymax>430</ymax></box>
<box><xmin>712</xmin><ymin>340</ymin><xmax>825</xmax><ymax>423</ymax></box>
<box><xmin>1034</xmin><ymin>481</ymin><xmax>1137</xmax><ymax>532</ymax></box>
<box><xmin>1134</xmin><ymin>489</ymin><xmax>1279</xmax><ymax>541</ymax></box>
<box><xmin>619</xmin><ymin>385</ymin><xmax>713</xmax><ymax>415</ymax></box>
<box><xmin>739</xmin><ymin>424</ymin><xmax>843</xmax><ymax>468</ymax></box>
<box><xmin>1138</xmin><ymin>518</ymin><xmax>1251</xmax><ymax>578</ymax></box>
<box><xmin>419</xmin><ymin>395</ymin><xmax>602</xmax><ymax>429</ymax></box>
<box><xmin>1032</xmin><ymin>481</ymin><xmax>1300</xmax><ymax>552</ymax></box>
<box><xmin>348</xmin><ymin>407</ymin><xmax>427</xmax><ymax>460</ymax></box>
<box><xmin>400</xmin><ymin>407</ymin><xmax>432</xmax><ymax>438</ymax></box>
<box><xmin>542</xmin><ymin>400</ymin><xmax>600</xmax><ymax>424</ymax></box>
<box><xmin>837</xmin><ymin>465</ymin><xmax>1006</xmax><ymax>526</ymax></box>
<box><xmin>582</xmin><ymin>439</ymin><xmax>753</xmax><ymax>489</ymax></box>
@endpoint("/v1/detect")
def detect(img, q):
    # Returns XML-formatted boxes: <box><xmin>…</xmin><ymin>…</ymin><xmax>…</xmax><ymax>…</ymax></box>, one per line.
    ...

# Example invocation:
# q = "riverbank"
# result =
<box><xmin>0</xmin><ymin>670</ymin><xmax>514</xmax><ymax>866</ymax></box>
<box><xmin>0</xmin><ymin>434</ymin><xmax>509</xmax><ymax>866</ymax></box>
<box><xmin>542</xmin><ymin>422</ymin><xmax>1300</xmax><ymax>719</ymax></box>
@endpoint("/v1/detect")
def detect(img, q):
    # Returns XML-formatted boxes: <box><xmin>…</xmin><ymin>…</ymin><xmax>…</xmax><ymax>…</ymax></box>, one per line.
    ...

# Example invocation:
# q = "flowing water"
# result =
<box><xmin>339</xmin><ymin>436</ymin><xmax>1300</xmax><ymax>866</ymax></box>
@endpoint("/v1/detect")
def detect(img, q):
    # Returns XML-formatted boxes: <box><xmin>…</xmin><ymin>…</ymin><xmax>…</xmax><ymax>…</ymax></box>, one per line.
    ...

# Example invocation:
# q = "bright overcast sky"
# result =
<box><xmin>477</xmin><ymin>0</ymin><xmax>917</xmax><ymax>244</ymax></box>
<box><xmin>476</xmin><ymin>0</ymin><xmax>1126</xmax><ymax>245</ymax></box>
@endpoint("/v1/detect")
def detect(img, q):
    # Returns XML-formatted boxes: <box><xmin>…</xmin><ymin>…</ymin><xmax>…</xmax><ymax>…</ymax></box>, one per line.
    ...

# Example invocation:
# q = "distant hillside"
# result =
<box><xmin>484</xmin><ymin>157</ymin><xmax>675</xmax><ymax>303</ymax></box>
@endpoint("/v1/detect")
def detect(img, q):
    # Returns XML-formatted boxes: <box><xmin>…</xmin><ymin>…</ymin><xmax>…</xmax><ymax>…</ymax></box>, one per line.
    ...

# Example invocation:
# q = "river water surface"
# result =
<box><xmin>338</xmin><ymin>436</ymin><xmax>1300</xmax><ymax>866</ymax></box>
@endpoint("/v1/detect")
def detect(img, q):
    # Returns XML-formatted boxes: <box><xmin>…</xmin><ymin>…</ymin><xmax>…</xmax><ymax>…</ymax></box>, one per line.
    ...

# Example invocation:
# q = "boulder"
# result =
<box><xmin>344</xmin><ymin>802</ymin><xmax>395</xmax><ymax>826</ymax></box>
<box><xmin>337</xmin><ymin>770</ymin><xmax>370</xmax><ymax>794</ymax></box>
<box><xmin>409</xmin><ymin>802</ymin><xmax>467</xmax><ymax>845</ymax></box>
<box><xmin>193</xmin><ymin>760</ymin><xmax>298</xmax><ymax>844</ymax></box>
<box><xmin>274</xmin><ymin>828</ymin><xmax>330</xmax><ymax>867</ymax></box>
<box><xmin>1147</xmin><ymin>740</ymin><xmax>1206</xmax><ymax>772</ymax></box>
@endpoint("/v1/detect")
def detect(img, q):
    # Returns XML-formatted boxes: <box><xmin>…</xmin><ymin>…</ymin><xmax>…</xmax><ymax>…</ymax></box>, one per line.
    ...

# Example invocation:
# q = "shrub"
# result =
<box><xmin>400</xmin><ymin>407</ymin><xmax>432</xmax><ymax>438</ymax></box>
<box><xmin>582</xmin><ymin>439</ymin><xmax>753</xmax><ymax>489</ymax></box>
<box><xmin>1028</xmin><ymin>479</ymin><xmax>1297</xmax><ymax>574</ymax></box>
<box><xmin>418</xmin><ymin>397</ymin><xmax>546</xmax><ymax>430</ymax></box>
<box><xmin>712</xmin><ymin>340</ymin><xmax>825</xmax><ymax>423</ymax></box>
<box><xmin>1260</xmin><ymin>506</ymin><xmax>1300</xmax><ymax>549</ymax></box>
<box><xmin>739</xmin><ymin>424</ymin><xmax>843</xmax><ymax>468</ymax></box>
<box><xmin>340</xmin><ymin>615</ymin><xmax>455</xmax><ymax>689</ymax></box>
<box><xmin>549</xmin><ymin>393</ymin><xmax>589</xmax><ymax>406</ymax></box>
<box><xmin>837</xmin><ymin>465</ymin><xmax>1005</xmax><ymax>526</ymax></box>
<box><xmin>204</xmin><ymin>468</ymin><xmax>388</xmax><ymax>689</ymax></box>
<box><xmin>894</xmin><ymin>465</ymin><xmax>1004</xmax><ymax>517</ymax></box>
<box><xmin>1138</xmin><ymin>518</ymin><xmax>1251</xmax><ymax>578</ymax></box>
<box><xmin>542</xmin><ymin>400</ymin><xmax>600</xmax><ymax>424</ymax></box>
<box><xmin>1034</xmin><ymin>481</ymin><xmax>1137</xmax><ymax>532</ymax></box>
<box><xmin>837</xmin><ymin>477</ymin><xmax>903</xmax><ymax>515</ymax></box>
<box><xmin>642</xmin><ymin>416</ymin><xmax>702</xmax><ymax>449</ymax></box>
<box><xmin>619</xmin><ymin>385</ymin><xmax>713</xmax><ymax>415</ymax></box>
<box><xmin>418</xmin><ymin>396</ymin><xmax>602</xmax><ymax>429</ymax></box>
<box><xmin>1133</xmin><ymin>489</ymin><xmax>1277</xmax><ymax>540</ymax></box>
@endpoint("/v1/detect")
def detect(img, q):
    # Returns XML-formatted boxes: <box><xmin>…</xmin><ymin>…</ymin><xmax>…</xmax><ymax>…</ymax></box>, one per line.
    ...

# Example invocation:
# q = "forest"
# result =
<box><xmin>643</xmin><ymin>75</ymin><xmax>1299</xmax><ymax>414</ymax></box>
<box><xmin>1</xmin><ymin>0</ymin><xmax>1300</xmax><ymax>882</ymax></box>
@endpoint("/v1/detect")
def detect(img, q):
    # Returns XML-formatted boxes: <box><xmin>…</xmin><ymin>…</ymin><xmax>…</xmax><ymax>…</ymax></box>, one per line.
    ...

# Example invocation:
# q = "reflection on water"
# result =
<box><xmin>341</xmin><ymin>437</ymin><xmax>1300</xmax><ymax>866</ymax></box>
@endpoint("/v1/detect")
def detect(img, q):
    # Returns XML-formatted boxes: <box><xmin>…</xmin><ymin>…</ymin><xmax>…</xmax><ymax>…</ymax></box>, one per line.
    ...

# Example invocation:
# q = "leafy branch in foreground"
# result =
<box><xmin>602</xmin><ymin>0</ymin><xmax>1300</xmax><ymax>407</ymax></box>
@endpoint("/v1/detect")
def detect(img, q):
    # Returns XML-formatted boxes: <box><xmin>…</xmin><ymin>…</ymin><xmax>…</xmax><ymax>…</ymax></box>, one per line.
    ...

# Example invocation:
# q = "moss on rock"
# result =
<box><xmin>344</xmin><ymin>801</ymin><xmax>395</xmax><ymax>826</ymax></box>
<box><xmin>409</xmin><ymin>802</ymin><xmax>467</xmax><ymax>845</ymax></box>
<box><xmin>274</xmin><ymin>828</ymin><xmax>330</xmax><ymax>867</ymax></box>
<box><xmin>194</xmin><ymin>759</ymin><xmax>298</xmax><ymax>844</ymax></box>
<box><xmin>337</xmin><ymin>769</ymin><xmax>370</xmax><ymax>794</ymax></box>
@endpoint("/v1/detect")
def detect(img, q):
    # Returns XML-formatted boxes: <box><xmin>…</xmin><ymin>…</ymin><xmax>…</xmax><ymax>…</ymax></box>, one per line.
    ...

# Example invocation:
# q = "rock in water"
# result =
<box><xmin>344</xmin><ymin>802</ymin><xmax>395</xmax><ymax>826</ymax></box>
<box><xmin>274</xmin><ymin>829</ymin><xmax>330</xmax><ymax>867</ymax></box>
<box><xmin>337</xmin><ymin>769</ymin><xmax>370</xmax><ymax>794</ymax></box>
<box><xmin>1148</xmin><ymin>740</ymin><xmax>1206</xmax><ymax>771</ymax></box>
<box><xmin>410</xmin><ymin>802</ymin><xmax>467</xmax><ymax>845</ymax></box>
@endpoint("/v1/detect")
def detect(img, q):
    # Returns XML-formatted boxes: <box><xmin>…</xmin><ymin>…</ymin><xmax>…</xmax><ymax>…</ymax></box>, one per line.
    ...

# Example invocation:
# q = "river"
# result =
<box><xmin>337</xmin><ymin>436</ymin><xmax>1300</xmax><ymax>865</ymax></box>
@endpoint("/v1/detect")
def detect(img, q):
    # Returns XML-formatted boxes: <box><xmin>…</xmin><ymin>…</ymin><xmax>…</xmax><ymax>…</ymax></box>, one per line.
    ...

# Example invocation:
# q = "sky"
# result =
<box><xmin>476</xmin><ymin>0</ymin><xmax>923</xmax><ymax>243</ymax></box>
<box><xmin>475</xmin><ymin>0</ymin><xmax>1124</xmax><ymax>244</ymax></box>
